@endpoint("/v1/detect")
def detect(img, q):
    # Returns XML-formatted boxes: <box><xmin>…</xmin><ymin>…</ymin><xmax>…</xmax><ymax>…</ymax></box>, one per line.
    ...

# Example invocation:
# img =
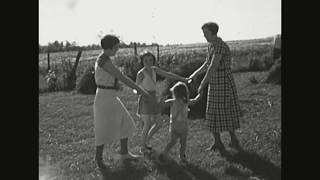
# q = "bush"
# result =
<box><xmin>264</xmin><ymin>58</ymin><xmax>281</xmax><ymax>85</ymax></box>
<box><xmin>248</xmin><ymin>57</ymin><xmax>266</xmax><ymax>71</ymax></box>
<box><xmin>76</xmin><ymin>66</ymin><xmax>97</xmax><ymax>94</ymax></box>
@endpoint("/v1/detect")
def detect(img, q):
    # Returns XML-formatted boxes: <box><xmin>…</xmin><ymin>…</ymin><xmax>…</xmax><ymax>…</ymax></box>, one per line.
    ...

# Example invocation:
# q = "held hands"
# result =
<box><xmin>140</xmin><ymin>89</ymin><xmax>157</xmax><ymax>104</ymax></box>
<box><xmin>185</xmin><ymin>77</ymin><xmax>193</xmax><ymax>84</ymax></box>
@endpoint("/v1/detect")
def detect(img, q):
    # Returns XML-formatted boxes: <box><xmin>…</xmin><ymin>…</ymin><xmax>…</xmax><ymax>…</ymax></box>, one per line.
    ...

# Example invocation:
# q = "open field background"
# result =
<box><xmin>39</xmin><ymin>37</ymin><xmax>274</xmax><ymax>92</ymax></box>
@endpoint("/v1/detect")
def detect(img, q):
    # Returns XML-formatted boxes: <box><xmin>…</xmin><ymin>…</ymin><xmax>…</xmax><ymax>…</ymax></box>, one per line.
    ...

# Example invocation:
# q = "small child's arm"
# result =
<box><xmin>189</xmin><ymin>92</ymin><xmax>204</xmax><ymax>106</ymax></box>
<box><xmin>158</xmin><ymin>98</ymin><xmax>173</xmax><ymax>111</ymax></box>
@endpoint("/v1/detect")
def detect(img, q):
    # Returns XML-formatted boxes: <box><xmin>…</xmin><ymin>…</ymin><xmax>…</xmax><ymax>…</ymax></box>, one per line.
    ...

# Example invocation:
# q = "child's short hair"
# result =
<box><xmin>170</xmin><ymin>81</ymin><xmax>189</xmax><ymax>103</ymax></box>
<box><xmin>100</xmin><ymin>35</ymin><xmax>120</xmax><ymax>50</ymax></box>
<box><xmin>139</xmin><ymin>50</ymin><xmax>156</xmax><ymax>67</ymax></box>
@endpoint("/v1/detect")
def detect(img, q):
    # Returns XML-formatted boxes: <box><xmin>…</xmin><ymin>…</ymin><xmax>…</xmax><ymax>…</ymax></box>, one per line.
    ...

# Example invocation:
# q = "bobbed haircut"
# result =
<box><xmin>202</xmin><ymin>22</ymin><xmax>219</xmax><ymax>35</ymax></box>
<box><xmin>100</xmin><ymin>35</ymin><xmax>120</xmax><ymax>50</ymax></box>
<box><xmin>170</xmin><ymin>81</ymin><xmax>189</xmax><ymax>103</ymax></box>
<box><xmin>139</xmin><ymin>50</ymin><xmax>156</xmax><ymax>67</ymax></box>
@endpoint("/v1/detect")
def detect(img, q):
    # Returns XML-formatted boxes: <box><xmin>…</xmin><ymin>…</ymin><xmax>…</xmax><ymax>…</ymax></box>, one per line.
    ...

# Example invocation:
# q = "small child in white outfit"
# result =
<box><xmin>157</xmin><ymin>81</ymin><xmax>202</xmax><ymax>165</ymax></box>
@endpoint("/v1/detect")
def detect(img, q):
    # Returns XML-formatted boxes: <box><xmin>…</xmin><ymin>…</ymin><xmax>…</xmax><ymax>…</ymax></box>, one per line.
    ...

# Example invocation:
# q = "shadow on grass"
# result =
<box><xmin>153</xmin><ymin>157</ymin><xmax>218</xmax><ymax>180</ymax></box>
<box><xmin>220</xmin><ymin>148</ymin><xmax>281</xmax><ymax>180</ymax></box>
<box><xmin>99</xmin><ymin>159</ymin><xmax>150</xmax><ymax>180</ymax></box>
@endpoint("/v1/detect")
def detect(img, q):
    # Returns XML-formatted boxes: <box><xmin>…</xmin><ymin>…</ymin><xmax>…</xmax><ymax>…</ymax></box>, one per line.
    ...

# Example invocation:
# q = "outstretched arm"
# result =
<box><xmin>189</xmin><ymin>92</ymin><xmax>204</xmax><ymax>106</ymax></box>
<box><xmin>198</xmin><ymin>54</ymin><xmax>222</xmax><ymax>93</ymax></box>
<box><xmin>188</xmin><ymin>60</ymin><xmax>209</xmax><ymax>79</ymax></box>
<box><xmin>99</xmin><ymin>58</ymin><xmax>151</xmax><ymax>99</ymax></box>
<box><xmin>153</xmin><ymin>66</ymin><xmax>189</xmax><ymax>83</ymax></box>
<box><xmin>158</xmin><ymin>98</ymin><xmax>173</xmax><ymax>111</ymax></box>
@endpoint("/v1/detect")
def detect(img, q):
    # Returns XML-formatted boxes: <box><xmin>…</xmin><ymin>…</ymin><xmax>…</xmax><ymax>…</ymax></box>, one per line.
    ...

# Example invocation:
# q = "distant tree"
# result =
<box><xmin>65</xmin><ymin>41</ymin><xmax>71</xmax><ymax>51</ymax></box>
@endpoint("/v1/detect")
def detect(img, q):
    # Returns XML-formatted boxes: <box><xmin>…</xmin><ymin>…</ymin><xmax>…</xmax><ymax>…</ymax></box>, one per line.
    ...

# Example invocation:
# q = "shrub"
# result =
<box><xmin>76</xmin><ymin>66</ymin><xmax>97</xmax><ymax>94</ymax></box>
<box><xmin>264</xmin><ymin>58</ymin><xmax>281</xmax><ymax>85</ymax></box>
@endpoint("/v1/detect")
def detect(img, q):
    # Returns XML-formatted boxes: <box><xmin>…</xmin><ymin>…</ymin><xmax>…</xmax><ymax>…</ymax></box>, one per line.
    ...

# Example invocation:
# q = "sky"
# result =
<box><xmin>39</xmin><ymin>0</ymin><xmax>281</xmax><ymax>46</ymax></box>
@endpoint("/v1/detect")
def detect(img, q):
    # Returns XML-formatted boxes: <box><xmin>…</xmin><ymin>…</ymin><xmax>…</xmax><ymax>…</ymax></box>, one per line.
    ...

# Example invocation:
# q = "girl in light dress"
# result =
<box><xmin>135</xmin><ymin>50</ymin><xmax>190</xmax><ymax>153</ymax></box>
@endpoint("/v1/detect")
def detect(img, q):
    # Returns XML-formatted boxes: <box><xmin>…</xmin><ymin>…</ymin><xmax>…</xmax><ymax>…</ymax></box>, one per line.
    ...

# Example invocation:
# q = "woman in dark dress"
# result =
<box><xmin>189</xmin><ymin>22</ymin><xmax>242</xmax><ymax>151</ymax></box>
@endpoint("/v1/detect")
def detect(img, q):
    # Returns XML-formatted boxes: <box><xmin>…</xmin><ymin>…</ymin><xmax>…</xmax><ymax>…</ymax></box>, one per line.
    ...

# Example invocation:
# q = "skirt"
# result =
<box><xmin>204</xmin><ymin>69</ymin><xmax>242</xmax><ymax>132</ymax></box>
<box><xmin>93</xmin><ymin>88</ymin><xmax>136</xmax><ymax>146</ymax></box>
<box><xmin>137</xmin><ymin>90</ymin><xmax>159</xmax><ymax>116</ymax></box>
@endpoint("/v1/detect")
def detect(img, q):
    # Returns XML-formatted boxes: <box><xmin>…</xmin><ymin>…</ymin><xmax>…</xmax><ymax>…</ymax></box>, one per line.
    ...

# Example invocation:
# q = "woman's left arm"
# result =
<box><xmin>198</xmin><ymin>54</ymin><xmax>223</xmax><ymax>93</ymax></box>
<box><xmin>153</xmin><ymin>66</ymin><xmax>188</xmax><ymax>83</ymax></box>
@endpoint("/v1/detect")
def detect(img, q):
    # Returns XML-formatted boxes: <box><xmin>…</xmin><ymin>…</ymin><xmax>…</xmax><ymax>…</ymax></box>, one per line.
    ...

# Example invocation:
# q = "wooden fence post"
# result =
<box><xmin>134</xmin><ymin>42</ymin><xmax>137</xmax><ymax>56</ymax></box>
<box><xmin>47</xmin><ymin>51</ymin><xmax>50</xmax><ymax>71</ymax></box>
<box><xmin>157</xmin><ymin>44</ymin><xmax>160</xmax><ymax>63</ymax></box>
<box><xmin>67</xmin><ymin>49</ymin><xmax>82</xmax><ymax>90</ymax></box>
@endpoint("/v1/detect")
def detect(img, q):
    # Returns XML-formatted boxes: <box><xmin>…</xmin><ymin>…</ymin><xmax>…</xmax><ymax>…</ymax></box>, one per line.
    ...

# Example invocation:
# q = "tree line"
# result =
<box><xmin>39</xmin><ymin>40</ymin><xmax>160</xmax><ymax>53</ymax></box>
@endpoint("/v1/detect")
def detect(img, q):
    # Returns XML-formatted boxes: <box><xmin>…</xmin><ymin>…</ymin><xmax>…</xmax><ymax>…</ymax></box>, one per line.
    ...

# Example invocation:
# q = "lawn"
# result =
<box><xmin>39</xmin><ymin>71</ymin><xmax>281</xmax><ymax>180</ymax></box>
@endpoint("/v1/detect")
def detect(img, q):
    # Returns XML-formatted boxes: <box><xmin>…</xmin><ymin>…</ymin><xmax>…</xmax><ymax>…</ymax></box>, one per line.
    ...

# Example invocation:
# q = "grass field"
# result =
<box><xmin>39</xmin><ymin>71</ymin><xmax>281</xmax><ymax>180</ymax></box>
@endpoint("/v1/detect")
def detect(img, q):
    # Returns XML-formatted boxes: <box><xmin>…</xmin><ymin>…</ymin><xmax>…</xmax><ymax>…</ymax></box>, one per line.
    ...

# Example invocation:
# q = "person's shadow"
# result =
<box><xmin>99</xmin><ymin>159</ymin><xmax>150</xmax><ymax>180</ymax></box>
<box><xmin>153</xmin><ymin>157</ymin><xmax>218</xmax><ymax>180</ymax></box>
<box><xmin>220</xmin><ymin>148</ymin><xmax>281</xmax><ymax>180</ymax></box>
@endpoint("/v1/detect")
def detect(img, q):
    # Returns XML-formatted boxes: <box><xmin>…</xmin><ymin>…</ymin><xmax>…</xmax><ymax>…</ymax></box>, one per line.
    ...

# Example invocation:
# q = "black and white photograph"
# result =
<box><xmin>39</xmin><ymin>0</ymin><xmax>281</xmax><ymax>179</ymax></box>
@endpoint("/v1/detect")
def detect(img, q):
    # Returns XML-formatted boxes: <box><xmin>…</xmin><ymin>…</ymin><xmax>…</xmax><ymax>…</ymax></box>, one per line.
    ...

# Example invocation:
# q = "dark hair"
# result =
<box><xmin>139</xmin><ymin>50</ymin><xmax>156</xmax><ymax>67</ymax></box>
<box><xmin>202</xmin><ymin>22</ymin><xmax>219</xmax><ymax>35</ymax></box>
<box><xmin>100</xmin><ymin>35</ymin><xmax>120</xmax><ymax>50</ymax></box>
<box><xmin>170</xmin><ymin>81</ymin><xmax>189</xmax><ymax>103</ymax></box>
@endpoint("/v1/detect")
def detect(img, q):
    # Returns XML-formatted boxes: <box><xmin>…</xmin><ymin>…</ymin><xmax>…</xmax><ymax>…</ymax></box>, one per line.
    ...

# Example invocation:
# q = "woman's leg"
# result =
<box><xmin>95</xmin><ymin>145</ymin><xmax>107</xmax><ymax>169</ymax></box>
<box><xmin>120</xmin><ymin>138</ymin><xmax>128</xmax><ymax>154</ymax></box>
<box><xmin>229</xmin><ymin>130</ymin><xmax>241</xmax><ymax>149</ymax></box>
<box><xmin>163</xmin><ymin>131</ymin><xmax>178</xmax><ymax>155</ymax></box>
<box><xmin>206</xmin><ymin>132</ymin><xmax>225</xmax><ymax>151</ymax></box>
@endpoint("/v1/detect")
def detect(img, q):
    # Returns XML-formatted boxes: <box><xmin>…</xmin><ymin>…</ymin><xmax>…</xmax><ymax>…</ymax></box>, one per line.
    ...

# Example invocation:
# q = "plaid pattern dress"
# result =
<box><xmin>203</xmin><ymin>37</ymin><xmax>242</xmax><ymax>132</ymax></box>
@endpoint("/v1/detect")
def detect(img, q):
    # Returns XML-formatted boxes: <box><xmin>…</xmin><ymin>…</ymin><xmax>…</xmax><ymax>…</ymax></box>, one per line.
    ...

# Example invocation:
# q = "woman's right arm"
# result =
<box><xmin>99</xmin><ymin>59</ymin><xmax>150</xmax><ymax>98</ymax></box>
<box><xmin>188</xmin><ymin>60</ymin><xmax>209</xmax><ymax>79</ymax></box>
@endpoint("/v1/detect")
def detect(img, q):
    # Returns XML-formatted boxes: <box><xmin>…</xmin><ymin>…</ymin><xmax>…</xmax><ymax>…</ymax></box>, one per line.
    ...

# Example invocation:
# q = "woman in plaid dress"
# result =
<box><xmin>189</xmin><ymin>22</ymin><xmax>242</xmax><ymax>151</ymax></box>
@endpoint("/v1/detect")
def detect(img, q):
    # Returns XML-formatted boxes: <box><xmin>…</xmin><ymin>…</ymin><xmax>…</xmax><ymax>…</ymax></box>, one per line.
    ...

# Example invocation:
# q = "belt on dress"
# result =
<box><xmin>97</xmin><ymin>85</ymin><xmax>117</xmax><ymax>90</ymax></box>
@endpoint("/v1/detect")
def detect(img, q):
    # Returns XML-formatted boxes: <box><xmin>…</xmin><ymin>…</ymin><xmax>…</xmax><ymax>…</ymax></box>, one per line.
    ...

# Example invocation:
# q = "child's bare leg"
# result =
<box><xmin>179</xmin><ymin>134</ymin><xmax>187</xmax><ymax>159</ymax></box>
<box><xmin>141</xmin><ymin>115</ymin><xmax>152</xmax><ymax>147</ymax></box>
<box><xmin>147</xmin><ymin>115</ymin><xmax>163</xmax><ymax>142</ymax></box>
<box><xmin>163</xmin><ymin>131</ymin><xmax>178</xmax><ymax>155</ymax></box>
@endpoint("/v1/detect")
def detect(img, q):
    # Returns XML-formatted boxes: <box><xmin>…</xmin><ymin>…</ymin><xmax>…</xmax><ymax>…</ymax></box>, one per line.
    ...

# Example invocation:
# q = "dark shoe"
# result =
<box><xmin>157</xmin><ymin>153</ymin><xmax>168</xmax><ymax>164</ymax></box>
<box><xmin>229</xmin><ymin>140</ymin><xmax>242</xmax><ymax>150</ymax></box>
<box><xmin>179</xmin><ymin>154</ymin><xmax>187</xmax><ymax>166</ymax></box>
<box><xmin>96</xmin><ymin>159</ymin><xmax>108</xmax><ymax>170</ymax></box>
<box><xmin>205</xmin><ymin>142</ymin><xmax>226</xmax><ymax>152</ymax></box>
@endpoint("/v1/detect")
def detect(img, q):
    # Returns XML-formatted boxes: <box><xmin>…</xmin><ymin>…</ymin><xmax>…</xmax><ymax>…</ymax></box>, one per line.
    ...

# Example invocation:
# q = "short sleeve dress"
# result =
<box><xmin>136</xmin><ymin>68</ymin><xmax>158</xmax><ymax>116</ymax></box>
<box><xmin>204</xmin><ymin>37</ymin><xmax>242</xmax><ymax>132</ymax></box>
<box><xmin>93</xmin><ymin>53</ymin><xmax>136</xmax><ymax>146</ymax></box>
